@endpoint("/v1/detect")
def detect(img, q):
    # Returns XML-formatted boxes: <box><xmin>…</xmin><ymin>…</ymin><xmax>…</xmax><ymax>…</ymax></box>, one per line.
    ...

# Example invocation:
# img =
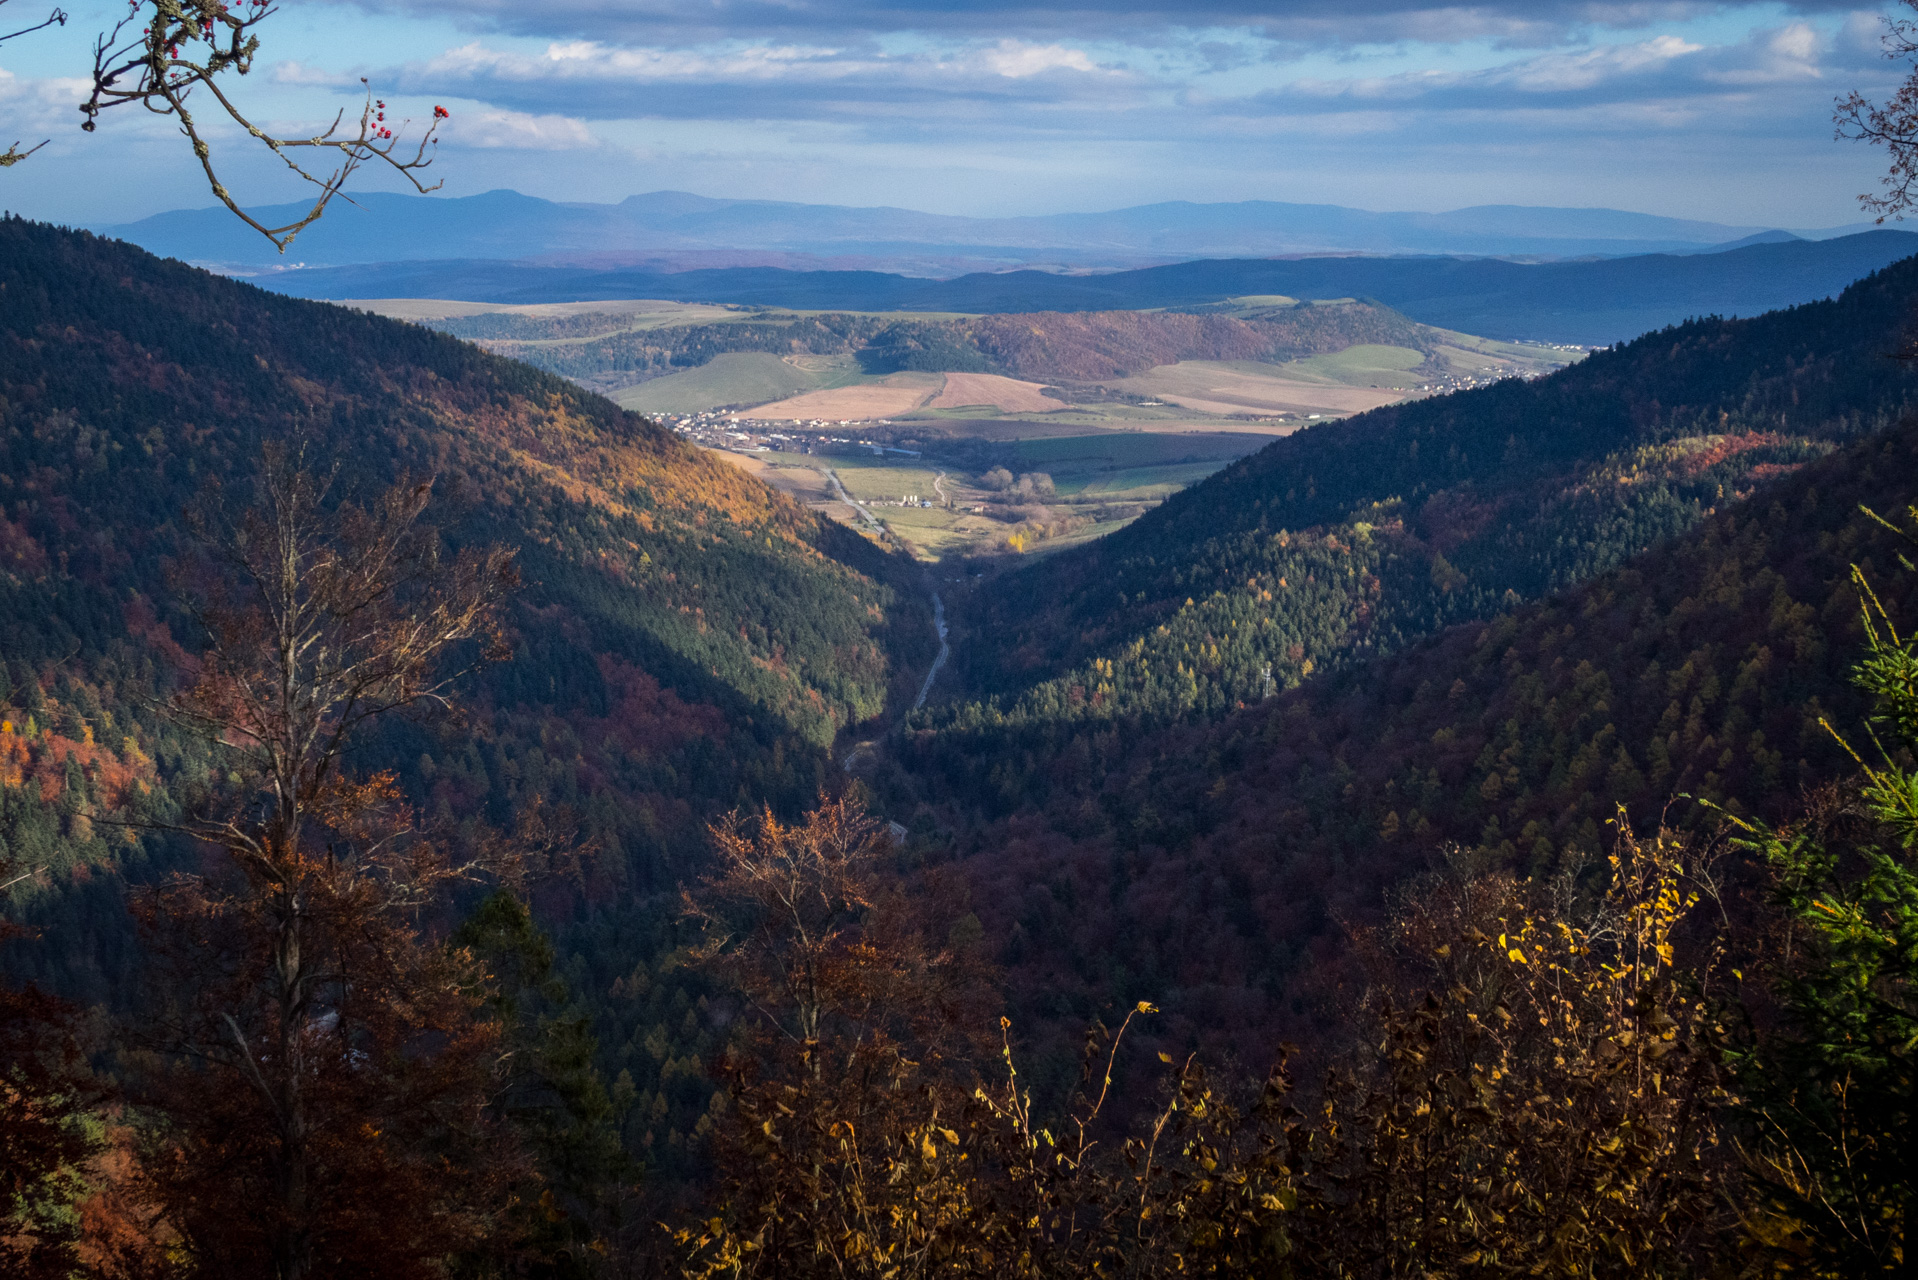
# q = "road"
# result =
<box><xmin>820</xmin><ymin>467</ymin><xmax>884</xmax><ymax>533</ymax></box>
<box><xmin>913</xmin><ymin>589</ymin><xmax>949</xmax><ymax>711</ymax></box>
<box><xmin>817</xmin><ymin>468</ymin><xmax>950</xmax><ymax>731</ymax></box>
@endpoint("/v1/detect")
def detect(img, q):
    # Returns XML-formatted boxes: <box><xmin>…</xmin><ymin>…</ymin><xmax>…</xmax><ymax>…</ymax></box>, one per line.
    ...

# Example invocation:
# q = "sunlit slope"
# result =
<box><xmin>899</xmin><ymin>417</ymin><xmax>1918</xmax><ymax>1068</ymax></box>
<box><xmin>933</xmin><ymin>257</ymin><xmax>1918</xmax><ymax>729</ymax></box>
<box><xmin>0</xmin><ymin>219</ymin><xmax>932</xmax><ymax>920</ymax></box>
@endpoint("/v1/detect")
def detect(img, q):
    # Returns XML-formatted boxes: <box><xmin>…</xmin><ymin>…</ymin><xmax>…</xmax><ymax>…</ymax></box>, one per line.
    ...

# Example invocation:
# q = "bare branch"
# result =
<box><xmin>1837</xmin><ymin>2</ymin><xmax>1918</xmax><ymax>220</ymax></box>
<box><xmin>0</xmin><ymin>2</ymin><xmax>68</xmax><ymax>165</ymax></box>
<box><xmin>79</xmin><ymin>1</ymin><xmax>453</xmax><ymax>250</ymax></box>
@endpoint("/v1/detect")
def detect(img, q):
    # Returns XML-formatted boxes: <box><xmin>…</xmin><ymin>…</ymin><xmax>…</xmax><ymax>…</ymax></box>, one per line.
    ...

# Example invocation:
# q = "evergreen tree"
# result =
<box><xmin>1729</xmin><ymin>508</ymin><xmax>1918</xmax><ymax>1275</ymax></box>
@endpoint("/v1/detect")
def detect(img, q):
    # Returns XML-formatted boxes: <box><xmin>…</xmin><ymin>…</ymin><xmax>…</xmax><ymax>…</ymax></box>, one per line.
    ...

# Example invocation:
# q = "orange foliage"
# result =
<box><xmin>0</xmin><ymin>515</ymin><xmax>49</xmax><ymax>577</ymax></box>
<box><xmin>72</xmin><ymin>1123</ymin><xmax>174</xmax><ymax>1280</ymax></box>
<box><xmin>1673</xmin><ymin>430</ymin><xmax>1788</xmax><ymax>477</ymax></box>
<box><xmin>0</xmin><ymin>709</ymin><xmax>151</xmax><ymax>810</ymax></box>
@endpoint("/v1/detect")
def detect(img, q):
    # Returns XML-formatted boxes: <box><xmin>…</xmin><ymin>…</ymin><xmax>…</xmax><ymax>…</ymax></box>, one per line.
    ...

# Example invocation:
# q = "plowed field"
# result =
<box><xmin>927</xmin><ymin>373</ymin><xmax>1068</xmax><ymax>413</ymax></box>
<box><xmin>750</xmin><ymin>376</ymin><xmax>939</xmax><ymax>420</ymax></box>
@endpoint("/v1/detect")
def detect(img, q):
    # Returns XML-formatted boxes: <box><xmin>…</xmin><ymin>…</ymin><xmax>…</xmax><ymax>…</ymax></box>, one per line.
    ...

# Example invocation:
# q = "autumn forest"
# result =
<box><xmin>0</xmin><ymin>195</ymin><xmax>1913</xmax><ymax>1280</ymax></box>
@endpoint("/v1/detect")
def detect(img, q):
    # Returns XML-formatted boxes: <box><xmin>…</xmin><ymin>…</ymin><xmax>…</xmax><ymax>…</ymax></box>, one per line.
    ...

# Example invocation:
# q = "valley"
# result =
<box><xmin>689</xmin><ymin>425</ymin><xmax>1264</xmax><ymax>560</ymax></box>
<box><xmin>19</xmin><ymin>0</ymin><xmax>1918</xmax><ymax>1264</ymax></box>
<box><xmin>355</xmin><ymin>294</ymin><xmax>1573</xmax><ymax>561</ymax></box>
<box><xmin>358</xmin><ymin>294</ymin><xmax>1570</xmax><ymax>425</ymax></box>
<box><xmin>3</xmin><ymin>213</ymin><xmax>1914</xmax><ymax>1277</ymax></box>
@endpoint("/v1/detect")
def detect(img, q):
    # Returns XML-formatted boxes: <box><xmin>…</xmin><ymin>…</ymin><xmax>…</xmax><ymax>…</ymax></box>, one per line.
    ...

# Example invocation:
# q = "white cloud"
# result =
<box><xmin>339</xmin><ymin>0</ymin><xmax>1760</xmax><ymax>50</ymax></box>
<box><xmin>271</xmin><ymin>61</ymin><xmax>361</xmax><ymax>87</ymax></box>
<box><xmin>1229</xmin><ymin>17</ymin><xmax>1867</xmax><ymax>118</ymax></box>
<box><xmin>419</xmin><ymin>36</ymin><xmax>1109</xmax><ymax>88</ymax></box>
<box><xmin>445</xmin><ymin>107</ymin><xmax>597</xmax><ymax>149</ymax></box>
<box><xmin>0</xmin><ymin>69</ymin><xmax>126</xmax><ymax>152</ymax></box>
<box><xmin>1696</xmin><ymin>21</ymin><xmax>1825</xmax><ymax>85</ymax></box>
<box><xmin>975</xmin><ymin>40</ymin><xmax>1103</xmax><ymax>78</ymax></box>
<box><xmin>1499</xmin><ymin>35</ymin><xmax>1703</xmax><ymax>92</ymax></box>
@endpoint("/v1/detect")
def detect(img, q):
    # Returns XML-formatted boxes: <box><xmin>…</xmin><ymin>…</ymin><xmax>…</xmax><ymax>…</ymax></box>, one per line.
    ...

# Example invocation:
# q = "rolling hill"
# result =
<box><xmin>872</xmin><ymin>270</ymin><xmax>1918</xmax><ymax>1075</ymax></box>
<box><xmin>921</xmin><ymin>253</ymin><xmax>1918</xmax><ymax>742</ymax></box>
<box><xmin>0</xmin><ymin>218</ymin><xmax>934</xmax><ymax>1178</ymax></box>
<box><xmin>448</xmin><ymin>299</ymin><xmax>1438</xmax><ymax>399</ymax></box>
<box><xmin>98</xmin><ymin>188</ymin><xmax>1842</xmax><ymax>275</ymax></box>
<box><xmin>889</xmin><ymin>416</ymin><xmax>1918</xmax><ymax>1075</ymax></box>
<box><xmin>11</xmin><ymin>203</ymin><xmax>1918</xmax><ymax>1255</ymax></box>
<box><xmin>251</xmin><ymin>231</ymin><xmax>1918</xmax><ymax>346</ymax></box>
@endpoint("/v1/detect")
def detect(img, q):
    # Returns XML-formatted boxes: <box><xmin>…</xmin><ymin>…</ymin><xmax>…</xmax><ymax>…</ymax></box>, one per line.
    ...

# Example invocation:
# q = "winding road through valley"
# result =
<box><xmin>817</xmin><ymin>467</ymin><xmax>954</xmax><ymax>759</ymax></box>
<box><xmin>820</xmin><ymin>466</ymin><xmax>883</xmax><ymax>534</ymax></box>
<box><xmin>914</xmin><ymin>589</ymin><xmax>949</xmax><ymax>711</ymax></box>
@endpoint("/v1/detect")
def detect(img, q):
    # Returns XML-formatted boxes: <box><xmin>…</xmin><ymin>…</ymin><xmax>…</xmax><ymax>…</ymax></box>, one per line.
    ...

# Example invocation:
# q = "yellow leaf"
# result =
<box><xmin>1507</xmin><ymin>949</ymin><xmax>1528</xmax><ymax>965</ymax></box>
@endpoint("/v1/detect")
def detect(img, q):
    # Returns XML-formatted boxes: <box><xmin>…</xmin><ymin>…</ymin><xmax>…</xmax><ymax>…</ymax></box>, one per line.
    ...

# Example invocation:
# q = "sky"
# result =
<box><xmin>0</xmin><ymin>1</ymin><xmax>1912</xmax><ymax>229</ymax></box>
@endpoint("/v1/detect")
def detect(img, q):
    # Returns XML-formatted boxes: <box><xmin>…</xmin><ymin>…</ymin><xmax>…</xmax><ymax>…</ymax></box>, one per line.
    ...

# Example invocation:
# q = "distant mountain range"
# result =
<box><xmin>98</xmin><ymin>188</ymin><xmax>1877</xmax><ymax>275</ymax></box>
<box><xmin>247</xmin><ymin>230</ymin><xmax>1918</xmax><ymax>346</ymax></box>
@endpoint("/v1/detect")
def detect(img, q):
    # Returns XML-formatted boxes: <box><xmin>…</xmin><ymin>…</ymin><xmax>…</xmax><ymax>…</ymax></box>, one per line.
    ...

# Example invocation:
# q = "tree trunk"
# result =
<box><xmin>273</xmin><ymin>888</ymin><xmax>312</xmax><ymax>1280</ymax></box>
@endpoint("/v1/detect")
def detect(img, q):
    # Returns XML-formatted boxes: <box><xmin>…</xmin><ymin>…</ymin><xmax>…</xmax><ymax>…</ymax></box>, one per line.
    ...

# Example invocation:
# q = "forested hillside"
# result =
<box><xmin>934</xmin><ymin>259</ymin><xmax>1918</xmax><ymax>737</ymax></box>
<box><xmin>865</xmin><ymin>304</ymin><xmax>1432</xmax><ymax>379</ymax></box>
<box><xmin>6</xmin><ymin>213</ymin><xmax>1915</xmax><ymax>1274</ymax></box>
<box><xmin>0</xmin><ymin>217</ymin><xmax>931</xmax><ymax>1167</ymax></box>
<box><xmin>887</xmin><ymin>413</ymin><xmax>1918</xmax><ymax>1075</ymax></box>
<box><xmin>434</xmin><ymin>300</ymin><xmax>1430</xmax><ymax>393</ymax></box>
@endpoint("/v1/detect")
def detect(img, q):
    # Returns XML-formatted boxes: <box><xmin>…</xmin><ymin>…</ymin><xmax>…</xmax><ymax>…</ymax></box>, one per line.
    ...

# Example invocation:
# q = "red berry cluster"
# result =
<box><xmin>433</xmin><ymin>105</ymin><xmax>450</xmax><ymax>120</ymax></box>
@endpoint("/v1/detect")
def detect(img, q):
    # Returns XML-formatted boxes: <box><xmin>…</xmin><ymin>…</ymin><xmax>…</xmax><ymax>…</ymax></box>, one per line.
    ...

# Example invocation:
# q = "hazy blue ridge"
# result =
<box><xmin>231</xmin><ymin>230</ymin><xmax>1918</xmax><ymax>347</ymax></box>
<box><xmin>95</xmin><ymin>187</ymin><xmax>1864</xmax><ymax>273</ymax></box>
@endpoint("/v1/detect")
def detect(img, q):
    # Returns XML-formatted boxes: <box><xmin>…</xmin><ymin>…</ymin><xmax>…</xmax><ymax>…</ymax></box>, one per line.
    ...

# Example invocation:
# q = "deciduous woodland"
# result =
<box><xmin>440</xmin><ymin>300</ymin><xmax>1434</xmax><ymax>396</ymax></box>
<box><xmin>1</xmin><ymin>215</ymin><xmax>1913</xmax><ymax>1276</ymax></box>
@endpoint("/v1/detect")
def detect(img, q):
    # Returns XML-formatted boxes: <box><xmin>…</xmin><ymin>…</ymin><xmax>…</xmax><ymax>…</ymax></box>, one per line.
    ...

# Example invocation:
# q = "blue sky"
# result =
<box><xmin>0</xmin><ymin>1</ymin><xmax>1909</xmax><ymax>228</ymax></box>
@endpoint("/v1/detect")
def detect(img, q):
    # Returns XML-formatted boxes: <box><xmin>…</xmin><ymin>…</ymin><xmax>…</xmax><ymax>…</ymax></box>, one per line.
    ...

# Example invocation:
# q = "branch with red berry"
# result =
<box><xmin>80</xmin><ymin>0</ymin><xmax>452</xmax><ymax>251</ymax></box>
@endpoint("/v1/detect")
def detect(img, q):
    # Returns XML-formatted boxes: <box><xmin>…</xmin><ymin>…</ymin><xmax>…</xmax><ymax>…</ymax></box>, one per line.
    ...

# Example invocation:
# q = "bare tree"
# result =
<box><xmin>133</xmin><ymin>448</ymin><xmax>524</xmax><ymax>1280</ymax></box>
<box><xmin>1837</xmin><ymin>0</ymin><xmax>1918</xmax><ymax>219</ymax></box>
<box><xmin>78</xmin><ymin>1</ymin><xmax>450</xmax><ymax>250</ymax></box>
<box><xmin>0</xmin><ymin>0</ymin><xmax>66</xmax><ymax>166</ymax></box>
<box><xmin>682</xmin><ymin>796</ymin><xmax>991</xmax><ymax>1073</ymax></box>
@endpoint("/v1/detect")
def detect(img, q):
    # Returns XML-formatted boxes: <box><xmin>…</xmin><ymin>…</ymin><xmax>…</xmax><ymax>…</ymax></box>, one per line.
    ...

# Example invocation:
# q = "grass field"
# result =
<box><xmin>355</xmin><ymin>298</ymin><xmax>748</xmax><ymax>331</ymax></box>
<box><xmin>720</xmin><ymin>452</ymin><xmax>835</xmax><ymax>502</ymax></box>
<box><xmin>1428</xmin><ymin>328</ymin><xmax>1578</xmax><ymax>366</ymax></box>
<box><xmin>1012</xmin><ymin>433</ymin><xmax>1260</xmax><ymax>501</ymax></box>
<box><xmin>823</xmin><ymin>461</ymin><xmax>945</xmax><ymax>505</ymax></box>
<box><xmin>1107</xmin><ymin>360</ymin><xmax>1405</xmax><ymax>417</ymax></box>
<box><xmin>1270</xmin><ymin>344</ymin><xmax>1428</xmax><ymax>386</ymax></box>
<box><xmin>613</xmin><ymin>353</ymin><xmax>822</xmax><ymax>413</ymax></box>
<box><xmin>718</xmin><ymin>430</ymin><xmax>1266</xmax><ymax>560</ymax></box>
<box><xmin>1009</xmin><ymin>431</ymin><xmax>1262</xmax><ymax>473</ymax></box>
